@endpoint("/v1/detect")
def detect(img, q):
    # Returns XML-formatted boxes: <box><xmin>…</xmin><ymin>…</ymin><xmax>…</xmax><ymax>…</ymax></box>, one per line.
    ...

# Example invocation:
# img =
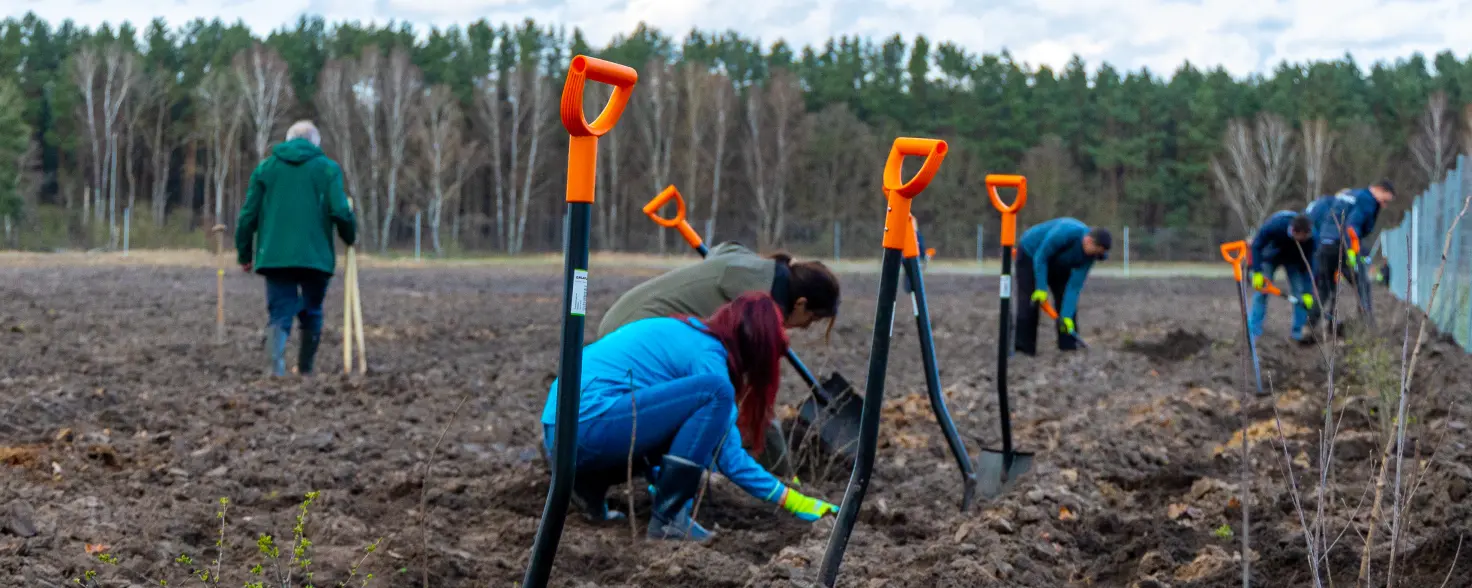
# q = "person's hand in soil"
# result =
<box><xmin>1030</xmin><ymin>289</ymin><xmax>1049</xmax><ymax>304</ymax></box>
<box><xmin>778</xmin><ymin>487</ymin><xmax>837</xmax><ymax>521</ymax></box>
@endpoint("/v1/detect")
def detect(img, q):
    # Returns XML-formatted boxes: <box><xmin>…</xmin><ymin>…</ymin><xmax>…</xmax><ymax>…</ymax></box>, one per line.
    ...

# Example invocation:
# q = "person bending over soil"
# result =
<box><xmin>596</xmin><ymin>241</ymin><xmax>840</xmax><ymax>338</ymax></box>
<box><xmin>1014</xmin><ymin>217</ymin><xmax>1110</xmax><ymax>355</ymax></box>
<box><xmin>542</xmin><ymin>292</ymin><xmax>838</xmax><ymax>541</ymax></box>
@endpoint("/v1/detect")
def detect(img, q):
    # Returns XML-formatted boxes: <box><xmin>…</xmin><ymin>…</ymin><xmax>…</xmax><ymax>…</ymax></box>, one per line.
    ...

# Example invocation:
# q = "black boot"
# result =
<box><xmin>570</xmin><ymin>467</ymin><xmax>627</xmax><ymax>523</ymax></box>
<box><xmin>646</xmin><ymin>455</ymin><xmax>713</xmax><ymax>541</ymax></box>
<box><xmin>298</xmin><ymin>329</ymin><xmax>322</xmax><ymax>374</ymax></box>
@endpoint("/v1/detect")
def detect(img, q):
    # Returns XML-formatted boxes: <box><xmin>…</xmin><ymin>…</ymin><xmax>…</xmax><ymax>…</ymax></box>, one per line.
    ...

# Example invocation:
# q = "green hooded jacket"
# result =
<box><xmin>236</xmin><ymin>138</ymin><xmax>357</xmax><ymax>275</ymax></box>
<box><xmin>596</xmin><ymin>242</ymin><xmax>776</xmax><ymax>338</ymax></box>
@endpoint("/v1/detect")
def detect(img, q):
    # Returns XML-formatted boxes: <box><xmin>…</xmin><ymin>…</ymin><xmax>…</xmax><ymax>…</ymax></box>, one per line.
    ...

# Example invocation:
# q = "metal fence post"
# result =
<box><xmin>415</xmin><ymin>211</ymin><xmax>422</xmax><ymax>261</ymax></box>
<box><xmin>1123</xmin><ymin>225</ymin><xmax>1130</xmax><ymax>277</ymax></box>
<box><xmin>976</xmin><ymin>224</ymin><xmax>983</xmax><ymax>264</ymax></box>
<box><xmin>122</xmin><ymin>207</ymin><xmax>130</xmax><ymax>256</ymax></box>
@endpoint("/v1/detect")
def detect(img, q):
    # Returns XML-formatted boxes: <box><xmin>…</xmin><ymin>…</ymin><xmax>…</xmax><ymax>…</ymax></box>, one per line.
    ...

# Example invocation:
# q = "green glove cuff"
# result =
<box><xmin>1030</xmin><ymin>289</ymin><xmax>1049</xmax><ymax>303</ymax></box>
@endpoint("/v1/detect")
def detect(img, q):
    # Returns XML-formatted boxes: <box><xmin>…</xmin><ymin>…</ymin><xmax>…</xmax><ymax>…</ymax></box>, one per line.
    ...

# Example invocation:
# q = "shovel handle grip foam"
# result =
<box><xmin>561</xmin><ymin>55</ymin><xmax>638</xmax><ymax>204</ymax></box>
<box><xmin>882</xmin><ymin>138</ymin><xmax>947</xmax><ymax>251</ymax></box>
<box><xmin>642</xmin><ymin>185</ymin><xmax>703</xmax><ymax>249</ymax></box>
<box><xmin>1220</xmin><ymin>240</ymin><xmax>1247</xmax><ymax>282</ymax></box>
<box><xmin>986</xmin><ymin>175</ymin><xmax>1027</xmax><ymax>246</ymax></box>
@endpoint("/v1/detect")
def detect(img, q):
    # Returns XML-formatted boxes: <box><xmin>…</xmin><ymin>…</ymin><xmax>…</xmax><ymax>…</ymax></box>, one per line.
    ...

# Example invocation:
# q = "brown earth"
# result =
<box><xmin>0</xmin><ymin>260</ymin><xmax>1468</xmax><ymax>587</ymax></box>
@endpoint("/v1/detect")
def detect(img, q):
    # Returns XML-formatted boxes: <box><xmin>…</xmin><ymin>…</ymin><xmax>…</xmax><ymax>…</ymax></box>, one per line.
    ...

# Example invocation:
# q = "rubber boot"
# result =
<box><xmin>266</xmin><ymin>325</ymin><xmax>289</xmax><ymax>376</ymax></box>
<box><xmin>569</xmin><ymin>467</ymin><xmax>627</xmax><ymax>523</ymax></box>
<box><xmin>298</xmin><ymin>328</ymin><xmax>322</xmax><ymax>375</ymax></box>
<box><xmin>646</xmin><ymin>455</ymin><xmax>713</xmax><ymax>541</ymax></box>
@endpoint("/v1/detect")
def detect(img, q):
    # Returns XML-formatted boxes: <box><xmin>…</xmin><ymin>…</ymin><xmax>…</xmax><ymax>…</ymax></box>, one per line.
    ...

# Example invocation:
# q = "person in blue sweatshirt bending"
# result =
<box><xmin>541</xmin><ymin>292</ymin><xmax>837</xmax><ymax>542</ymax></box>
<box><xmin>1247</xmin><ymin>211</ymin><xmax>1319</xmax><ymax>344</ymax></box>
<box><xmin>1306</xmin><ymin>181</ymin><xmax>1394</xmax><ymax>325</ymax></box>
<box><xmin>1014</xmin><ymin>218</ymin><xmax>1111</xmax><ymax>355</ymax></box>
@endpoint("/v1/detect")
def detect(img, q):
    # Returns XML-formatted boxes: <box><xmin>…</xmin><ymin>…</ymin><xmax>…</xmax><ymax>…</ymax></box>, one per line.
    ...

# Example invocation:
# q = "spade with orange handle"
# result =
<box><xmin>975</xmin><ymin>173</ymin><xmax>1034</xmax><ymax>502</ymax></box>
<box><xmin>525</xmin><ymin>54</ymin><xmax>637</xmax><ymax>588</ymax></box>
<box><xmin>1038</xmin><ymin>299</ymin><xmax>1088</xmax><ymax>348</ymax></box>
<box><xmin>1220</xmin><ymin>240</ymin><xmax>1265</xmax><ymax>396</ymax></box>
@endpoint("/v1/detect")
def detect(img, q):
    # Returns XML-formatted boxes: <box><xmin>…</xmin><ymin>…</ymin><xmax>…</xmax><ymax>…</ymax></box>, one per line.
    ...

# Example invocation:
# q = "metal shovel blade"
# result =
<box><xmin>976</xmin><ymin>449</ymin><xmax>1035</xmax><ymax>500</ymax></box>
<box><xmin>796</xmin><ymin>372</ymin><xmax>865</xmax><ymax>460</ymax></box>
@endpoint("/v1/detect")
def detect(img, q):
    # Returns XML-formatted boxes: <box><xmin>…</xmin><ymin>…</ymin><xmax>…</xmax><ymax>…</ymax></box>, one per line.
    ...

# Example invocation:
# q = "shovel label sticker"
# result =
<box><xmin>999</xmin><ymin>275</ymin><xmax>1011</xmax><ymax>298</ymax></box>
<box><xmin>571</xmin><ymin>270</ymin><xmax>588</xmax><ymax>316</ymax></box>
<box><xmin>911</xmin><ymin>292</ymin><xmax>919</xmax><ymax>317</ymax></box>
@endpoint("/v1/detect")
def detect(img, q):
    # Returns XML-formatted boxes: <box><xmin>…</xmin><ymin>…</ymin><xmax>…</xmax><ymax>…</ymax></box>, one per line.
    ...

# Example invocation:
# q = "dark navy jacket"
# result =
<box><xmin>1017</xmin><ymin>217</ymin><xmax>1093</xmax><ymax>318</ymax></box>
<box><xmin>1250</xmin><ymin>210</ymin><xmax>1316</xmax><ymax>273</ymax></box>
<box><xmin>1307</xmin><ymin>188</ymin><xmax>1380</xmax><ymax>247</ymax></box>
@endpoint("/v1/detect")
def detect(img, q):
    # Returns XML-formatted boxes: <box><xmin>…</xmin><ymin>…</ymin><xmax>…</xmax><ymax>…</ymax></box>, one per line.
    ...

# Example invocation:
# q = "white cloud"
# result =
<box><xmin>6</xmin><ymin>0</ymin><xmax>1472</xmax><ymax>76</ymax></box>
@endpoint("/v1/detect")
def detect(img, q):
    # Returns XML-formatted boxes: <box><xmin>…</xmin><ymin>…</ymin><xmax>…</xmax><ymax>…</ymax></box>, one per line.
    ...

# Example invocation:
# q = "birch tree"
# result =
<box><xmin>234</xmin><ymin>42</ymin><xmax>295</xmax><ymax>159</ymax></box>
<box><xmin>416</xmin><ymin>85</ymin><xmax>478</xmax><ymax>256</ymax></box>
<box><xmin>477</xmin><ymin>25</ymin><xmax>550</xmax><ymax>254</ymax></box>
<box><xmin>379</xmin><ymin>46</ymin><xmax>423</xmax><ymax>251</ymax></box>
<box><xmin>680</xmin><ymin>62</ymin><xmax>709</xmax><ymax>250</ymax></box>
<box><xmin>140</xmin><ymin>70</ymin><xmax>177</xmax><ymax>225</ymax></box>
<box><xmin>1211</xmin><ymin>112</ymin><xmax>1297</xmax><ymax>233</ymax></box>
<box><xmin>636</xmin><ymin>59</ymin><xmax>679</xmax><ymax>254</ymax></box>
<box><xmin>196</xmin><ymin>71</ymin><xmax>244</xmax><ymax>227</ymax></box>
<box><xmin>70</xmin><ymin>45</ymin><xmax>100</xmax><ymax>225</ymax></box>
<box><xmin>1410</xmin><ymin>90</ymin><xmax>1456</xmax><ymax>186</ymax></box>
<box><xmin>99</xmin><ymin>44</ymin><xmax>137</xmax><ymax>246</ymax></box>
<box><xmin>1301</xmin><ymin>118</ymin><xmax>1334</xmax><ymax>203</ymax></box>
<box><xmin>352</xmin><ymin>47</ymin><xmax>383</xmax><ymax>250</ymax></box>
<box><xmin>742</xmin><ymin>69</ymin><xmax>806</xmax><ymax>249</ymax></box>
<box><xmin>705</xmin><ymin>70</ymin><xmax>734</xmax><ymax>242</ymax></box>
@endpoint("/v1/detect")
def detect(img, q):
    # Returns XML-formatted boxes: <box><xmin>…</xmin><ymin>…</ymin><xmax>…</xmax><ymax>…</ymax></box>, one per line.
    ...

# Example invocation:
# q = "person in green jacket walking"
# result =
<box><xmin>235</xmin><ymin>121</ymin><xmax>357</xmax><ymax>376</ymax></box>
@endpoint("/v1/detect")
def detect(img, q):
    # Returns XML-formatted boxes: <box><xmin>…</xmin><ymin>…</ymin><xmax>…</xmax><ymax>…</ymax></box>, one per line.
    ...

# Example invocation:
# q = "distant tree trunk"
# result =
<box><xmin>1212</xmin><ymin>112</ymin><xmax>1298</xmax><ymax>233</ymax></box>
<box><xmin>356</xmin><ymin>47</ymin><xmax>384</xmax><ymax>251</ymax></box>
<box><xmin>1301</xmin><ymin>118</ymin><xmax>1334</xmax><ymax>204</ymax></box>
<box><xmin>707</xmin><ymin>75</ymin><xmax>732</xmax><ymax>243</ymax></box>
<box><xmin>1411</xmin><ymin>91</ymin><xmax>1456</xmax><ymax>186</ymax></box>
<box><xmin>71</xmin><ymin>45</ymin><xmax>101</xmax><ymax>227</ymax></box>
<box><xmin>682</xmin><ymin>63</ymin><xmax>708</xmax><ymax>252</ymax></box>
<box><xmin>234</xmin><ymin>42</ymin><xmax>295</xmax><ymax>159</ymax></box>
<box><xmin>636</xmin><ymin>60</ymin><xmax>679</xmax><ymax>254</ymax></box>
<box><xmin>380</xmin><ymin>46</ymin><xmax>423</xmax><ymax>252</ymax></box>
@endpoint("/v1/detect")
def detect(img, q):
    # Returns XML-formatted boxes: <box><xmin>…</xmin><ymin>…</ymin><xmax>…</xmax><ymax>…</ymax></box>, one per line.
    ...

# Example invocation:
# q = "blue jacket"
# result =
<box><xmin>541</xmin><ymin>317</ymin><xmax>782</xmax><ymax>502</ymax></box>
<box><xmin>1018</xmin><ymin>218</ymin><xmax>1094</xmax><ymax>319</ymax></box>
<box><xmin>1250</xmin><ymin>210</ymin><xmax>1317</xmax><ymax>273</ymax></box>
<box><xmin>1307</xmin><ymin>188</ymin><xmax>1380</xmax><ymax>247</ymax></box>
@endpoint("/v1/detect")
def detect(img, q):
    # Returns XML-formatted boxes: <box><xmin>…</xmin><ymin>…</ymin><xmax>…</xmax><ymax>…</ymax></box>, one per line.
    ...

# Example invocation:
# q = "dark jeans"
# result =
<box><xmin>264</xmin><ymin>268</ymin><xmax>332</xmax><ymax>335</ymax></box>
<box><xmin>1312</xmin><ymin>243</ymin><xmax>1372</xmax><ymax>325</ymax></box>
<box><xmin>543</xmin><ymin>373</ymin><xmax>737</xmax><ymax>473</ymax></box>
<box><xmin>1014</xmin><ymin>250</ymin><xmax>1081</xmax><ymax>354</ymax></box>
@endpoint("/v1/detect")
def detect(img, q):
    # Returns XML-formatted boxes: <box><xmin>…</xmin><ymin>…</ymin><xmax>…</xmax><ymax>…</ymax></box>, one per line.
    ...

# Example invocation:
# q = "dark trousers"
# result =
<box><xmin>262</xmin><ymin>268</ymin><xmax>331</xmax><ymax>374</ymax></box>
<box><xmin>1014</xmin><ymin>250</ymin><xmax>1080</xmax><ymax>354</ymax></box>
<box><xmin>1312</xmin><ymin>243</ymin><xmax>1373</xmax><ymax>325</ymax></box>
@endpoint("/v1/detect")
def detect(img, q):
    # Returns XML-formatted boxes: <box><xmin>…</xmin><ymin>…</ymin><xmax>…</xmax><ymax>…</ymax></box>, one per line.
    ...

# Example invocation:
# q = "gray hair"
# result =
<box><xmin>286</xmin><ymin>120</ymin><xmax>321</xmax><ymax>146</ymax></box>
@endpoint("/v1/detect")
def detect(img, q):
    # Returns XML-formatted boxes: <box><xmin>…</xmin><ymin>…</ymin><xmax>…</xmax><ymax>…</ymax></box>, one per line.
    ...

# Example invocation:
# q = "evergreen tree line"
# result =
<box><xmin>0</xmin><ymin>13</ymin><xmax>1467</xmax><ymax>258</ymax></box>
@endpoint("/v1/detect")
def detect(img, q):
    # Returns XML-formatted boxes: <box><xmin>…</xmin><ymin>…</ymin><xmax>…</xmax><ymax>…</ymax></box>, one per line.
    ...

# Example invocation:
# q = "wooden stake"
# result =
<box><xmin>343</xmin><ymin>245</ymin><xmax>354</xmax><ymax>374</ymax></box>
<box><xmin>350</xmin><ymin>246</ymin><xmax>366</xmax><ymax>374</ymax></box>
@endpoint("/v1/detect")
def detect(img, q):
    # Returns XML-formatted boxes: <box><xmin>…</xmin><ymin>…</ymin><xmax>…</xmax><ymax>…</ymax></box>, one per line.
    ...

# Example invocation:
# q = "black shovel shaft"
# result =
<box><xmin>522</xmin><ymin>202</ymin><xmax>592</xmax><ymax>588</ymax></box>
<box><xmin>903</xmin><ymin>255</ymin><xmax>976</xmax><ymax>510</ymax></box>
<box><xmin>1236</xmin><ymin>276</ymin><xmax>1264</xmax><ymax>395</ymax></box>
<box><xmin>819</xmin><ymin>247</ymin><xmax>903</xmax><ymax>587</ymax></box>
<box><xmin>997</xmin><ymin>244</ymin><xmax>1015</xmax><ymax>458</ymax></box>
<box><xmin>687</xmin><ymin>239</ymin><xmax>829</xmax><ymax>403</ymax></box>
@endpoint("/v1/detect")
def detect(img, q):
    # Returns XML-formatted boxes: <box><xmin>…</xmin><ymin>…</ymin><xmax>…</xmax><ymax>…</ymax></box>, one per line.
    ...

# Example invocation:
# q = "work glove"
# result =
<box><xmin>1060</xmin><ymin>317</ymin><xmax>1076</xmax><ymax>334</ymax></box>
<box><xmin>778</xmin><ymin>487</ymin><xmax>837</xmax><ymax>522</ymax></box>
<box><xmin>1030</xmin><ymin>289</ymin><xmax>1049</xmax><ymax>304</ymax></box>
<box><xmin>1250</xmin><ymin>272</ymin><xmax>1265</xmax><ymax>290</ymax></box>
<box><xmin>1301</xmin><ymin>294</ymin><xmax>1315</xmax><ymax>310</ymax></box>
<box><xmin>1346</xmin><ymin>250</ymin><xmax>1359</xmax><ymax>271</ymax></box>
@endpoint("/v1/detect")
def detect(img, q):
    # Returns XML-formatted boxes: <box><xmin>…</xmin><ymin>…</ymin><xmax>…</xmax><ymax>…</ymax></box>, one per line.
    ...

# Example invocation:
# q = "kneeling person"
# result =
<box><xmin>1014</xmin><ymin>217</ymin><xmax>1110</xmax><ymax>355</ymax></box>
<box><xmin>542</xmin><ymin>293</ymin><xmax>838</xmax><ymax>541</ymax></box>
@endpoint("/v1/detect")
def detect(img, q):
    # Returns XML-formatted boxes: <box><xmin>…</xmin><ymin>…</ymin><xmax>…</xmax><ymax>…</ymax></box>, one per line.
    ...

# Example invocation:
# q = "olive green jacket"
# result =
<box><xmin>236</xmin><ymin>138</ymin><xmax>357</xmax><ymax>275</ymax></box>
<box><xmin>596</xmin><ymin>242</ymin><xmax>775</xmax><ymax>338</ymax></box>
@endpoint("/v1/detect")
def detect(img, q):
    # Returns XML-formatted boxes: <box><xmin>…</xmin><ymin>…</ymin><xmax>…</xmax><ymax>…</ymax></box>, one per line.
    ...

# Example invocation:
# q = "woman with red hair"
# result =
<box><xmin>542</xmin><ymin>292</ymin><xmax>838</xmax><ymax>541</ymax></box>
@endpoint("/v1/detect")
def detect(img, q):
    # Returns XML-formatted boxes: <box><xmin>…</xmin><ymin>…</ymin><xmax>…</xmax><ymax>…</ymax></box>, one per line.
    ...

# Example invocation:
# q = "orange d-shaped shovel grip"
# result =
<box><xmin>1220</xmin><ymin>240</ymin><xmax>1247</xmax><ymax>282</ymax></box>
<box><xmin>642</xmin><ymin>185</ymin><xmax>703</xmax><ymax>249</ymax></box>
<box><xmin>562</xmin><ymin>55</ymin><xmax>638</xmax><ymax>204</ymax></box>
<box><xmin>985</xmin><ymin>174</ymin><xmax>1027</xmax><ymax>246</ymax></box>
<box><xmin>881</xmin><ymin>138</ymin><xmax>948</xmax><ymax>251</ymax></box>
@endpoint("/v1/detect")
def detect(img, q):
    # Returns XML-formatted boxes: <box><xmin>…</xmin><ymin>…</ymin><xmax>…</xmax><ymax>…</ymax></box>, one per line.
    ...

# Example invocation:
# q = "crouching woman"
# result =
<box><xmin>540</xmin><ymin>292</ymin><xmax>837</xmax><ymax>541</ymax></box>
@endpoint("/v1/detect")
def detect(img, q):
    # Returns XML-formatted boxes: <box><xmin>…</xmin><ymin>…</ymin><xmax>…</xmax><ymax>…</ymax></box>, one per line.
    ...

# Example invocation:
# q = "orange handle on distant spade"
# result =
<box><xmin>986</xmin><ymin>175</ymin><xmax>1028</xmax><ymax>247</ymax></box>
<box><xmin>1039</xmin><ymin>299</ymin><xmax>1059</xmax><ymax>320</ymax></box>
<box><xmin>1220</xmin><ymin>240</ymin><xmax>1247</xmax><ymax>282</ymax></box>
<box><xmin>882</xmin><ymin>138</ymin><xmax>948</xmax><ymax>250</ymax></box>
<box><xmin>1347</xmin><ymin>227</ymin><xmax>1361</xmax><ymax>254</ymax></box>
<box><xmin>903</xmin><ymin>215</ymin><xmax>921</xmax><ymax>258</ymax></box>
<box><xmin>1260</xmin><ymin>280</ymin><xmax>1284</xmax><ymax>297</ymax></box>
<box><xmin>642</xmin><ymin>185</ymin><xmax>703</xmax><ymax>250</ymax></box>
<box><xmin>561</xmin><ymin>55</ymin><xmax>638</xmax><ymax>204</ymax></box>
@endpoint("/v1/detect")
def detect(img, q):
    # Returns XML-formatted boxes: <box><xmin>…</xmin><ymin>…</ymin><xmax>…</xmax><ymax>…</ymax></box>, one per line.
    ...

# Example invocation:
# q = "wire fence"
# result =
<box><xmin>1378</xmin><ymin>154</ymin><xmax>1472</xmax><ymax>351</ymax></box>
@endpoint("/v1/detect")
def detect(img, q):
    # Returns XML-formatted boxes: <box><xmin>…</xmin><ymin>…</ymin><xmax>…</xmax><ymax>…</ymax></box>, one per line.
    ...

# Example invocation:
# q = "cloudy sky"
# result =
<box><xmin>6</xmin><ymin>0</ymin><xmax>1472</xmax><ymax>76</ymax></box>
